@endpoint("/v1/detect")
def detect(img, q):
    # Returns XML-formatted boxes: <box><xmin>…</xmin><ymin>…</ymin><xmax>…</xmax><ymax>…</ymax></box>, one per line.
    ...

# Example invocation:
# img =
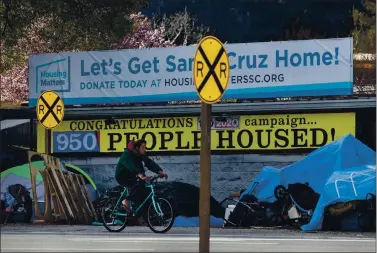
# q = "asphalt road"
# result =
<box><xmin>1</xmin><ymin>225</ymin><xmax>376</xmax><ymax>252</ymax></box>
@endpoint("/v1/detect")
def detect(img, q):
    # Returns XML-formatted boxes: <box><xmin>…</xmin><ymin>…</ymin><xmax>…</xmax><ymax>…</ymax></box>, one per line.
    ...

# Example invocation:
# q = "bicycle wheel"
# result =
<box><xmin>147</xmin><ymin>197</ymin><xmax>174</xmax><ymax>233</ymax></box>
<box><xmin>101</xmin><ymin>197</ymin><xmax>128</xmax><ymax>232</ymax></box>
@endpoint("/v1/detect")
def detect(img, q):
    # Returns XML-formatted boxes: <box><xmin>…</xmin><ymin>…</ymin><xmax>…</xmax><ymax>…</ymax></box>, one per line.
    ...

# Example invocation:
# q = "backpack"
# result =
<box><xmin>7</xmin><ymin>184</ymin><xmax>33</xmax><ymax>218</ymax></box>
<box><xmin>287</xmin><ymin>182</ymin><xmax>320</xmax><ymax>210</ymax></box>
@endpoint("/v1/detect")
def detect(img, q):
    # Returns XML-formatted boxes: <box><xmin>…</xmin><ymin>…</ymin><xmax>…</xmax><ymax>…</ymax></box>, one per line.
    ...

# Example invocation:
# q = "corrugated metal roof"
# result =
<box><xmin>0</xmin><ymin>119</ymin><xmax>29</xmax><ymax>130</ymax></box>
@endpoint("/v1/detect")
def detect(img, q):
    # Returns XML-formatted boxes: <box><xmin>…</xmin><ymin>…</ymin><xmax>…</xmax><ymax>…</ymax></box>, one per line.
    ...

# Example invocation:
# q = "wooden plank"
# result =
<box><xmin>47</xmin><ymin>170</ymin><xmax>64</xmax><ymax>219</ymax></box>
<box><xmin>46</xmin><ymin>169</ymin><xmax>64</xmax><ymax>220</ymax></box>
<box><xmin>39</xmin><ymin>170</ymin><xmax>54</xmax><ymax>221</ymax></box>
<box><xmin>69</xmin><ymin>173</ymin><xmax>90</xmax><ymax>224</ymax></box>
<box><xmin>66</xmin><ymin>173</ymin><xmax>85</xmax><ymax>222</ymax></box>
<box><xmin>78</xmin><ymin>175</ymin><xmax>98</xmax><ymax>221</ymax></box>
<box><xmin>58</xmin><ymin>170</ymin><xmax>79</xmax><ymax>219</ymax></box>
<box><xmin>27</xmin><ymin>152</ymin><xmax>49</xmax><ymax>220</ymax></box>
<box><xmin>27</xmin><ymin>151</ymin><xmax>64</xmax><ymax>222</ymax></box>
<box><xmin>50</xmin><ymin>168</ymin><xmax>74</xmax><ymax>218</ymax></box>
<box><xmin>63</xmin><ymin>172</ymin><xmax>82</xmax><ymax>219</ymax></box>
<box><xmin>73</xmin><ymin>174</ymin><xmax>93</xmax><ymax>224</ymax></box>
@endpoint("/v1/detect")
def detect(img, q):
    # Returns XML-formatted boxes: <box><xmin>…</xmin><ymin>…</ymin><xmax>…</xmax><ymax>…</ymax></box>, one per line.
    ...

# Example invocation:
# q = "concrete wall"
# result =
<box><xmin>61</xmin><ymin>154</ymin><xmax>305</xmax><ymax>202</ymax></box>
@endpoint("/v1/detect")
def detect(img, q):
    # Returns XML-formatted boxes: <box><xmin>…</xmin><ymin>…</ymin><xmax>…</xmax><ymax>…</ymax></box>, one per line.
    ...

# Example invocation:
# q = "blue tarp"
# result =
<box><xmin>304</xmin><ymin>164</ymin><xmax>376</xmax><ymax>231</ymax></box>
<box><xmin>173</xmin><ymin>216</ymin><xmax>224</xmax><ymax>228</ymax></box>
<box><xmin>240</xmin><ymin>134</ymin><xmax>376</xmax><ymax>231</ymax></box>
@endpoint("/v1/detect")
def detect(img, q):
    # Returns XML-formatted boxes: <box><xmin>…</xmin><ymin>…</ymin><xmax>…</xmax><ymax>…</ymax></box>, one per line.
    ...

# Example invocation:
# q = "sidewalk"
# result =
<box><xmin>1</xmin><ymin>223</ymin><xmax>375</xmax><ymax>239</ymax></box>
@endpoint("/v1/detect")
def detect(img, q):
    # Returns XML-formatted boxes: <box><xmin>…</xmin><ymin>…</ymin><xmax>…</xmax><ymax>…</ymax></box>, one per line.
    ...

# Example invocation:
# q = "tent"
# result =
<box><xmin>304</xmin><ymin>164</ymin><xmax>375</xmax><ymax>231</ymax></box>
<box><xmin>1</xmin><ymin>161</ymin><xmax>99</xmax><ymax>203</ymax></box>
<box><xmin>1</xmin><ymin>161</ymin><xmax>45</xmax><ymax>202</ymax></box>
<box><xmin>240</xmin><ymin>134</ymin><xmax>376</xmax><ymax>231</ymax></box>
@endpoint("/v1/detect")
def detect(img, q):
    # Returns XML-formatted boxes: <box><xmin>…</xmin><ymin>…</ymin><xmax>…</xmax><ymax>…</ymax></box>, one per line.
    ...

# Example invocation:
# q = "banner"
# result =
<box><xmin>28</xmin><ymin>38</ymin><xmax>353</xmax><ymax>106</ymax></box>
<box><xmin>37</xmin><ymin>113</ymin><xmax>356</xmax><ymax>153</ymax></box>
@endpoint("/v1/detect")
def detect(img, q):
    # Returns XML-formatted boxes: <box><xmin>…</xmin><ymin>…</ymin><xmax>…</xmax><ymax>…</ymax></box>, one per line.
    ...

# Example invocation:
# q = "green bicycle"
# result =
<box><xmin>101</xmin><ymin>175</ymin><xmax>175</xmax><ymax>233</ymax></box>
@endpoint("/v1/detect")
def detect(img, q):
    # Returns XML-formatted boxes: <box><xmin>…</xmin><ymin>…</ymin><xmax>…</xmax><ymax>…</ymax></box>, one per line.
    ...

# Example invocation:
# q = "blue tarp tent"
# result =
<box><xmin>303</xmin><ymin>164</ymin><xmax>375</xmax><ymax>231</ymax></box>
<box><xmin>240</xmin><ymin>134</ymin><xmax>376</xmax><ymax>231</ymax></box>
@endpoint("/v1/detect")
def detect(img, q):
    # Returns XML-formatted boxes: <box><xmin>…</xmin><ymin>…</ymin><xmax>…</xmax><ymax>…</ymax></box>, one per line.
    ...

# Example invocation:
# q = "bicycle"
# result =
<box><xmin>101</xmin><ymin>174</ymin><xmax>174</xmax><ymax>233</ymax></box>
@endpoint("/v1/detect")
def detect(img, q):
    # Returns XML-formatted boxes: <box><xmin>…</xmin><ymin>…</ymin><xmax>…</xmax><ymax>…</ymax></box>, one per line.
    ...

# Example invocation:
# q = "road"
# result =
<box><xmin>1</xmin><ymin>225</ymin><xmax>376</xmax><ymax>252</ymax></box>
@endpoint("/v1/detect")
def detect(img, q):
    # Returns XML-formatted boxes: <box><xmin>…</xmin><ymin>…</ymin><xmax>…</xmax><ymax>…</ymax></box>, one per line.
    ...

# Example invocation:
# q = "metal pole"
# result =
<box><xmin>199</xmin><ymin>102</ymin><xmax>212</xmax><ymax>253</ymax></box>
<box><xmin>29</xmin><ymin>118</ymin><xmax>34</xmax><ymax>151</ymax></box>
<box><xmin>45</xmin><ymin>128</ymin><xmax>51</xmax><ymax>154</ymax></box>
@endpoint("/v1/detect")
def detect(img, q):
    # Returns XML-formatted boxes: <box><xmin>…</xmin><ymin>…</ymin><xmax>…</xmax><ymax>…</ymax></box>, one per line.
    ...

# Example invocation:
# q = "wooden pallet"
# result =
<box><xmin>28</xmin><ymin>151</ymin><xmax>98</xmax><ymax>224</ymax></box>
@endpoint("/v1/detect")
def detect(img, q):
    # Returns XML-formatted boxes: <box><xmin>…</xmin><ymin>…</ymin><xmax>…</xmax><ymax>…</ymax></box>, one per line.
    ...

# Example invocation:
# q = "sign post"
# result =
<box><xmin>36</xmin><ymin>90</ymin><xmax>65</xmax><ymax>153</ymax></box>
<box><xmin>193</xmin><ymin>36</ymin><xmax>230</xmax><ymax>252</ymax></box>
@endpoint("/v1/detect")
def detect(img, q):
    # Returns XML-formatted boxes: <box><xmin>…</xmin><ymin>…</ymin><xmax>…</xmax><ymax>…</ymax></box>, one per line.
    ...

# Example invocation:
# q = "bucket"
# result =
<box><xmin>224</xmin><ymin>204</ymin><xmax>236</xmax><ymax>225</ymax></box>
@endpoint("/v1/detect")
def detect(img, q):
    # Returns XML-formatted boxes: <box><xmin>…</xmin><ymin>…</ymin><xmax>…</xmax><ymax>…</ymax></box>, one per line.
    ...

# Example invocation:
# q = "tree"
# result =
<box><xmin>152</xmin><ymin>8</ymin><xmax>211</xmax><ymax>46</ymax></box>
<box><xmin>352</xmin><ymin>0</ymin><xmax>376</xmax><ymax>95</ymax></box>
<box><xmin>353</xmin><ymin>0</ymin><xmax>376</xmax><ymax>53</ymax></box>
<box><xmin>1</xmin><ymin>18</ymin><xmax>51</xmax><ymax>105</ymax></box>
<box><xmin>115</xmin><ymin>13</ymin><xmax>175</xmax><ymax>49</ymax></box>
<box><xmin>0</xmin><ymin>65</ymin><xmax>28</xmax><ymax>104</ymax></box>
<box><xmin>1</xmin><ymin>13</ymin><xmax>174</xmax><ymax>105</ymax></box>
<box><xmin>0</xmin><ymin>0</ymin><xmax>148</xmax><ymax>74</ymax></box>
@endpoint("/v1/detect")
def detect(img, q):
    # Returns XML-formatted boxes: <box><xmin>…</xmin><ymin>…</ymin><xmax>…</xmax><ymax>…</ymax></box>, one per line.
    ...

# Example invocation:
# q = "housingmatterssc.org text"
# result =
<box><xmin>39</xmin><ymin>73</ymin><xmax>285</xmax><ymax>89</ymax></box>
<box><xmin>164</xmin><ymin>74</ymin><xmax>285</xmax><ymax>87</ymax></box>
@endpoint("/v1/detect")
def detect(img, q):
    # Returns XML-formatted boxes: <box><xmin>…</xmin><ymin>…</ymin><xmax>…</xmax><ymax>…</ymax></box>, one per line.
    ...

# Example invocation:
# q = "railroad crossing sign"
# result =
<box><xmin>36</xmin><ymin>90</ymin><xmax>65</xmax><ymax>129</ymax></box>
<box><xmin>193</xmin><ymin>35</ymin><xmax>230</xmax><ymax>104</ymax></box>
<box><xmin>193</xmin><ymin>35</ymin><xmax>230</xmax><ymax>253</ymax></box>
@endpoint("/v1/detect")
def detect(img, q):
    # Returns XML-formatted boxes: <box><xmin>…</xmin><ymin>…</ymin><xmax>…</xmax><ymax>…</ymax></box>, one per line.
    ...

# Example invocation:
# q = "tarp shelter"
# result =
<box><xmin>1</xmin><ymin>161</ymin><xmax>45</xmax><ymax>202</ymax></box>
<box><xmin>240</xmin><ymin>134</ymin><xmax>376</xmax><ymax>231</ymax></box>
<box><xmin>306</xmin><ymin>164</ymin><xmax>375</xmax><ymax>231</ymax></box>
<box><xmin>173</xmin><ymin>216</ymin><xmax>224</xmax><ymax>228</ymax></box>
<box><xmin>1</xmin><ymin>161</ymin><xmax>99</xmax><ymax>203</ymax></box>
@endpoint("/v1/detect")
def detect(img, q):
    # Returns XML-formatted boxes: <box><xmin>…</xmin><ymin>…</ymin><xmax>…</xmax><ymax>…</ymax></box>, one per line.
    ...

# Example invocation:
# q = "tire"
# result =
<box><xmin>274</xmin><ymin>185</ymin><xmax>287</xmax><ymax>201</ymax></box>
<box><xmin>101</xmin><ymin>198</ymin><xmax>128</xmax><ymax>233</ymax></box>
<box><xmin>147</xmin><ymin>197</ymin><xmax>175</xmax><ymax>234</ymax></box>
<box><xmin>94</xmin><ymin>196</ymin><xmax>110</xmax><ymax>222</ymax></box>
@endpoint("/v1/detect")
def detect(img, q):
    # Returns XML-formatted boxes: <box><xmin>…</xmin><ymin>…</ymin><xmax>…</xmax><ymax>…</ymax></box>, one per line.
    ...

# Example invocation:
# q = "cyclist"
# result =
<box><xmin>115</xmin><ymin>139</ymin><xmax>168</xmax><ymax>213</ymax></box>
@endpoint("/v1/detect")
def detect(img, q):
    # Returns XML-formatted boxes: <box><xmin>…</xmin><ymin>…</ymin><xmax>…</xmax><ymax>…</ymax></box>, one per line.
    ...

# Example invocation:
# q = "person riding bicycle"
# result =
<box><xmin>115</xmin><ymin>139</ymin><xmax>168</xmax><ymax>213</ymax></box>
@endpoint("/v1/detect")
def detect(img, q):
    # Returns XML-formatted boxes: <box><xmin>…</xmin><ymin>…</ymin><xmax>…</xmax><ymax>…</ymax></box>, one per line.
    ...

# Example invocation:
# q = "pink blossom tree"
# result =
<box><xmin>1</xmin><ymin>65</ymin><xmax>29</xmax><ymax>103</ymax></box>
<box><xmin>1</xmin><ymin>18</ymin><xmax>54</xmax><ymax>105</ymax></box>
<box><xmin>115</xmin><ymin>13</ymin><xmax>175</xmax><ymax>49</ymax></box>
<box><xmin>1</xmin><ymin>13</ymin><xmax>174</xmax><ymax>106</ymax></box>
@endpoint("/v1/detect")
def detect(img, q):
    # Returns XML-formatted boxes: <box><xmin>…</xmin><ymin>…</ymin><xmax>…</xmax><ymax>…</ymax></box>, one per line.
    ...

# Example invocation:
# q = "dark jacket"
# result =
<box><xmin>115</xmin><ymin>141</ymin><xmax>162</xmax><ymax>183</ymax></box>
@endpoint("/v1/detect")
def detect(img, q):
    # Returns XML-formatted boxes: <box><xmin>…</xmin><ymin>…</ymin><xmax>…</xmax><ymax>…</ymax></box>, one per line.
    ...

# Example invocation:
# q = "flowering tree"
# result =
<box><xmin>1</xmin><ymin>18</ymin><xmax>53</xmax><ymax>105</ymax></box>
<box><xmin>152</xmin><ymin>9</ymin><xmax>210</xmax><ymax>47</ymax></box>
<box><xmin>1</xmin><ymin>13</ymin><xmax>174</xmax><ymax>106</ymax></box>
<box><xmin>1</xmin><ymin>65</ymin><xmax>29</xmax><ymax>103</ymax></box>
<box><xmin>115</xmin><ymin>13</ymin><xmax>175</xmax><ymax>49</ymax></box>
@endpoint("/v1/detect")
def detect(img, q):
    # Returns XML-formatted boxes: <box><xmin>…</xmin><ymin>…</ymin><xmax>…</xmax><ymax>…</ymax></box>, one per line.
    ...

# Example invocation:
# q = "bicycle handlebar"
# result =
<box><xmin>148</xmin><ymin>174</ymin><xmax>164</xmax><ymax>184</ymax></box>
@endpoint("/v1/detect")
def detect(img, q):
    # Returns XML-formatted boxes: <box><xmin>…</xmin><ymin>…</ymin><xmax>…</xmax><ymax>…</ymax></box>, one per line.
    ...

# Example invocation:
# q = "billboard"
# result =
<box><xmin>37</xmin><ymin>113</ymin><xmax>356</xmax><ymax>153</ymax></box>
<box><xmin>29</xmin><ymin>38</ymin><xmax>353</xmax><ymax>106</ymax></box>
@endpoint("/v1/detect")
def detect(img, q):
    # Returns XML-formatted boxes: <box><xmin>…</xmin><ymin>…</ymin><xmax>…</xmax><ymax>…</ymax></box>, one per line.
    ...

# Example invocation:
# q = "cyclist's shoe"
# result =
<box><xmin>118</xmin><ymin>205</ymin><xmax>132</xmax><ymax>214</ymax></box>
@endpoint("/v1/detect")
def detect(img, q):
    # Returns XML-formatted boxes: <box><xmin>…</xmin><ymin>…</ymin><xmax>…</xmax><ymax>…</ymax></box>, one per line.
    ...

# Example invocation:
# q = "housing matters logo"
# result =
<box><xmin>35</xmin><ymin>57</ymin><xmax>71</xmax><ymax>93</ymax></box>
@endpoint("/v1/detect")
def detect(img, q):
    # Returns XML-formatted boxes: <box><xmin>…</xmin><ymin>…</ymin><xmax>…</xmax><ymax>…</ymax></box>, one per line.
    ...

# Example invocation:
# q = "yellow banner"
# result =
<box><xmin>37</xmin><ymin>113</ymin><xmax>356</xmax><ymax>153</ymax></box>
